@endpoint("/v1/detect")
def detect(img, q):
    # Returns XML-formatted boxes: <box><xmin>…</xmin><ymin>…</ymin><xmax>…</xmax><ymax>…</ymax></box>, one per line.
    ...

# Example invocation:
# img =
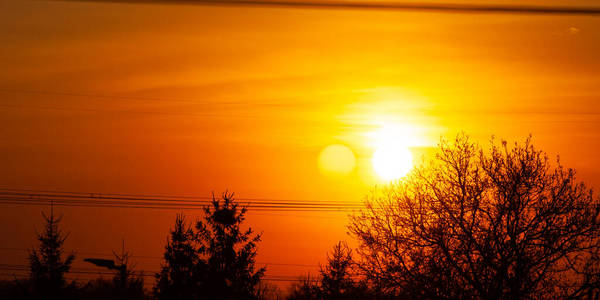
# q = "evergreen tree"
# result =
<box><xmin>286</xmin><ymin>242</ymin><xmax>372</xmax><ymax>300</ymax></box>
<box><xmin>154</xmin><ymin>192</ymin><xmax>265</xmax><ymax>299</ymax></box>
<box><xmin>112</xmin><ymin>243</ymin><xmax>145</xmax><ymax>300</ymax></box>
<box><xmin>28</xmin><ymin>205</ymin><xmax>75</xmax><ymax>299</ymax></box>
<box><xmin>195</xmin><ymin>192</ymin><xmax>266</xmax><ymax>299</ymax></box>
<box><xmin>319</xmin><ymin>242</ymin><xmax>355</xmax><ymax>299</ymax></box>
<box><xmin>286</xmin><ymin>275</ymin><xmax>321</xmax><ymax>300</ymax></box>
<box><xmin>154</xmin><ymin>214</ymin><xmax>203</xmax><ymax>300</ymax></box>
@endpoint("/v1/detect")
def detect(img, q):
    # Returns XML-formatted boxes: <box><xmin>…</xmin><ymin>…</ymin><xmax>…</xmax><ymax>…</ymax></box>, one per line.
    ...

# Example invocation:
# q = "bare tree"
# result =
<box><xmin>349</xmin><ymin>134</ymin><xmax>600</xmax><ymax>299</ymax></box>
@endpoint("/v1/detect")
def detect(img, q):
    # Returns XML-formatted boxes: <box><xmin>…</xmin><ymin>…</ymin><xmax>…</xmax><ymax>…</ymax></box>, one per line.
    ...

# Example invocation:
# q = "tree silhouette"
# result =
<box><xmin>111</xmin><ymin>243</ymin><xmax>145</xmax><ymax>300</ymax></box>
<box><xmin>154</xmin><ymin>192</ymin><xmax>266</xmax><ymax>299</ymax></box>
<box><xmin>286</xmin><ymin>274</ymin><xmax>321</xmax><ymax>300</ymax></box>
<box><xmin>154</xmin><ymin>214</ymin><xmax>203</xmax><ymax>299</ymax></box>
<box><xmin>349</xmin><ymin>134</ymin><xmax>600</xmax><ymax>299</ymax></box>
<box><xmin>81</xmin><ymin>241</ymin><xmax>145</xmax><ymax>300</ymax></box>
<box><xmin>28</xmin><ymin>206</ymin><xmax>75</xmax><ymax>299</ymax></box>
<box><xmin>195</xmin><ymin>192</ymin><xmax>265</xmax><ymax>299</ymax></box>
<box><xmin>286</xmin><ymin>242</ymin><xmax>372</xmax><ymax>300</ymax></box>
<box><xmin>319</xmin><ymin>242</ymin><xmax>355</xmax><ymax>299</ymax></box>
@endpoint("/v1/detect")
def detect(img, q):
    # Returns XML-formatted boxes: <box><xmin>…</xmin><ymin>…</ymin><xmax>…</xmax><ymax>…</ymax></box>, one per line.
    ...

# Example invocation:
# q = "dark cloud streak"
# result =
<box><xmin>52</xmin><ymin>0</ymin><xmax>600</xmax><ymax>15</ymax></box>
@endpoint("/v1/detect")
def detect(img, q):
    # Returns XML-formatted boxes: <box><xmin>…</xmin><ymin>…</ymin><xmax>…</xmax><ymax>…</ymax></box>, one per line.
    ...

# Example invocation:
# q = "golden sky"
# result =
<box><xmin>1</xmin><ymin>0</ymin><xmax>600</xmax><ymax>288</ymax></box>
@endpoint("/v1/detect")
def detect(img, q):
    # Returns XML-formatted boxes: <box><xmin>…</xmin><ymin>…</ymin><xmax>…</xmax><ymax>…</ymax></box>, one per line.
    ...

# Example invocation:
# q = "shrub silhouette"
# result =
<box><xmin>80</xmin><ymin>275</ymin><xmax>146</xmax><ymax>300</ymax></box>
<box><xmin>349</xmin><ymin>134</ymin><xmax>600</xmax><ymax>299</ymax></box>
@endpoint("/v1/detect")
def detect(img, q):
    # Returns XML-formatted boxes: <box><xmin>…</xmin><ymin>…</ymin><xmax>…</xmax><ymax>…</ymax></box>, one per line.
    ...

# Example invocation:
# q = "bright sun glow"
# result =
<box><xmin>371</xmin><ymin>124</ymin><xmax>414</xmax><ymax>180</ymax></box>
<box><xmin>318</xmin><ymin>144</ymin><xmax>356</xmax><ymax>176</ymax></box>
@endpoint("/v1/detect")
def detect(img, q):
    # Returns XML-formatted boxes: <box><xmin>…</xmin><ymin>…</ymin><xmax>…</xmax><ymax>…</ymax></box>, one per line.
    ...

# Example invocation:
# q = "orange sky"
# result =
<box><xmin>1</xmin><ymin>0</ymin><xmax>600</xmax><ymax>290</ymax></box>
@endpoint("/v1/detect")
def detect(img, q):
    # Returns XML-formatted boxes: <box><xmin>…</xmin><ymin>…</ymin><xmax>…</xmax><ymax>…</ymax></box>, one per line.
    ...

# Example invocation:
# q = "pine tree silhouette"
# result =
<box><xmin>195</xmin><ymin>192</ymin><xmax>266</xmax><ymax>299</ymax></box>
<box><xmin>155</xmin><ymin>192</ymin><xmax>266</xmax><ymax>299</ymax></box>
<box><xmin>154</xmin><ymin>214</ymin><xmax>203</xmax><ymax>299</ymax></box>
<box><xmin>28</xmin><ymin>203</ymin><xmax>75</xmax><ymax>299</ymax></box>
<box><xmin>319</xmin><ymin>242</ymin><xmax>355</xmax><ymax>299</ymax></box>
<box><xmin>112</xmin><ymin>241</ymin><xmax>145</xmax><ymax>300</ymax></box>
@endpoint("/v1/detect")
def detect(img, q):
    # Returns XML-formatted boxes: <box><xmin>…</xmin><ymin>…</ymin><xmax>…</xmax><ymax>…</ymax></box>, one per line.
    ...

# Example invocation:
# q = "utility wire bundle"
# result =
<box><xmin>0</xmin><ymin>188</ymin><xmax>363</xmax><ymax>212</ymax></box>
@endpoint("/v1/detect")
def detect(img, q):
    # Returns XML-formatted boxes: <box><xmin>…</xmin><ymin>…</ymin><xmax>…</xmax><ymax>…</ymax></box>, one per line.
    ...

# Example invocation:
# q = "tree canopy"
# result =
<box><xmin>28</xmin><ymin>207</ymin><xmax>75</xmax><ymax>299</ymax></box>
<box><xmin>350</xmin><ymin>134</ymin><xmax>600</xmax><ymax>299</ymax></box>
<box><xmin>155</xmin><ymin>192</ymin><xmax>265</xmax><ymax>300</ymax></box>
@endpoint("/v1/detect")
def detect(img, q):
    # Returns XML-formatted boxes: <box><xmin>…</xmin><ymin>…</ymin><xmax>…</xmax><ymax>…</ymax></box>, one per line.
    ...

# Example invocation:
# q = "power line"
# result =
<box><xmin>0</xmin><ymin>188</ymin><xmax>364</xmax><ymax>212</ymax></box>
<box><xmin>0</xmin><ymin>200</ymin><xmax>360</xmax><ymax>212</ymax></box>
<box><xmin>0</xmin><ymin>264</ymin><xmax>315</xmax><ymax>282</ymax></box>
<box><xmin>0</xmin><ymin>195</ymin><xmax>358</xmax><ymax>208</ymax></box>
<box><xmin>0</xmin><ymin>199</ymin><xmax>361</xmax><ymax>212</ymax></box>
<box><xmin>0</xmin><ymin>188</ymin><xmax>361</xmax><ymax>205</ymax></box>
<box><xmin>61</xmin><ymin>0</ymin><xmax>600</xmax><ymax>15</ymax></box>
<box><xmin>3</xmin><ymin>188</ymin><xmax>595</xmax><ymax>212</ymax></box>
<box><xmin>0</xmin><ymin>247</ymin><xmax>319</xmax><ymax>267</ymax></box>
<box><xmin>3</xmin><ymin>188</ymin><xmax>596</xmax><ymax>213</ymax></box>
<box><xmin>0</xmin><ymin>263</ymin><xmax>325</xmax><ymax>278</ymax></box>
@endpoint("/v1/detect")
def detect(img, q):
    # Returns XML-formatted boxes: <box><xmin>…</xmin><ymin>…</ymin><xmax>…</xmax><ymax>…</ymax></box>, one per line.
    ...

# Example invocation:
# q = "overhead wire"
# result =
<box><xmin>0</xmin><ymin>188</ymin><xmax>364</xmax><ymax>212</ymax></box>
<box><xmin>0</xmin><ymin>247</ymin><xmax>319</xmax><ymax>267</ymax></box>
<box><xmin>0</xmin><ymin>263</ymin><xmax>316</xmax><ymax>282</ymax></box>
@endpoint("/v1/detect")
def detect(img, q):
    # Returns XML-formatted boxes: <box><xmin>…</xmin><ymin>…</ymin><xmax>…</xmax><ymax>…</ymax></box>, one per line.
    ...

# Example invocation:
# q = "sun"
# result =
<box><xmin>370</xmin><ymin>124</ymin><xmax>414</xmax><ymax>181</ymax></box>
<box><xmin>372</xmin><ymin>145</ymin><xmax>413</xmax><ymax>180</ymax></box>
